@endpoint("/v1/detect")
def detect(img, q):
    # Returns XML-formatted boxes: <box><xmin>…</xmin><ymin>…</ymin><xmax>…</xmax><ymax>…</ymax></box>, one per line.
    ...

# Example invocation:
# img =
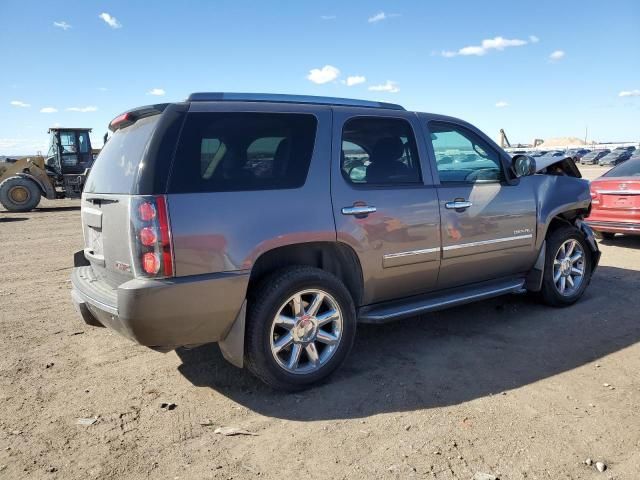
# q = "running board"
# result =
<box><xmin>358</xmin><ymin>278</ymin><xmax>526</xmax><ymax>324</ymax></box>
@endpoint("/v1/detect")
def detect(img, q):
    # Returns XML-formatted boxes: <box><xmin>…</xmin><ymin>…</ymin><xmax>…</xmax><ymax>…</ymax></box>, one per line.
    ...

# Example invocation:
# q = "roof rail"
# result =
<box><xmin>187</xmin><ymin>92</ymin><xmax>405</xmax><ymax>111</ymax></box>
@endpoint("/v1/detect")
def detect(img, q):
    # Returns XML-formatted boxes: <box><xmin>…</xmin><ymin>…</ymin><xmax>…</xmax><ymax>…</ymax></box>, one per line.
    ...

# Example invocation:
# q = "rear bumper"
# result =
<box><xmin>587</xmin><ymin>220</ymin><xmax>640</xmax><ymax>235</ymax></box>
<box><xmin>71</xmin><ymin>265</ymin><xmax>249</xmax><ymax>350</ymax></box>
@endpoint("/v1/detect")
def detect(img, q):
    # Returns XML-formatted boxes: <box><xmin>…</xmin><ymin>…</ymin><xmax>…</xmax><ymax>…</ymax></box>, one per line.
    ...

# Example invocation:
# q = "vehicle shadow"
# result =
<box><xmin>35</xmin><ymin>206</ymin><xmax>81</xmax><ymax>212</ymax></box>
<box><xmin>598</xmin><ymin>235</ymin><xmax>640</xmax><ymax>249</ymax></box>
<box><xmin>0</xmin><ymin>217</ymin><xmax>28</xmax><ymax>222</ymax></box>
<box><xmin>176</xmin><ymin>265</ymin><xmax>640</xmax><ymax>421</ymax></box>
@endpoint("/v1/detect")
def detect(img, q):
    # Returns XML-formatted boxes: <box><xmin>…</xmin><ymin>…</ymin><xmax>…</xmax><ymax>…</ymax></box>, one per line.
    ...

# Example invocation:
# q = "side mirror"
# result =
<box><xmin>512</xmin><ymin>154</ymin><xmax>537</xmax><ymax>177</ymax></box>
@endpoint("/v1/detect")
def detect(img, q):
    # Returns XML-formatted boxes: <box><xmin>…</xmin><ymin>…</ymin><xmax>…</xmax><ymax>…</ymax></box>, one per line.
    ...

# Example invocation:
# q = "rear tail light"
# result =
<box><xmin>131</xmin><ymin>196</ymin><xmax>174</xmax><ymax>278</ymax></box>
<box><xmin>590</xmin><ymin>189</ymin><xmax>600</xmax><ymax>204</ymax></box>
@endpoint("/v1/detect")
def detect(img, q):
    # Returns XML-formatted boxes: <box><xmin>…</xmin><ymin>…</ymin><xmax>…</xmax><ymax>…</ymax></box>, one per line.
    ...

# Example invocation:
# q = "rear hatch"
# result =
<box><xmin>81</xmin><ymin>114</ymin><xmax>162</xmax><ymax>288</ymax></box>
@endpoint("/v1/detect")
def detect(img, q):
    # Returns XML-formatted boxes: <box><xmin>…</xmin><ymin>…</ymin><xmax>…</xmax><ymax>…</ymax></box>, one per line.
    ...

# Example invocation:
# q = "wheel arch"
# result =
<box><xmin>14</xmin><ymin>172</ymin><xmax>56</xmax><ymax>199</ymax></box>
<box><xmin>247</xmin><ymin>241</ymin><xmax>364</xmax><ymax>308</ymax></box>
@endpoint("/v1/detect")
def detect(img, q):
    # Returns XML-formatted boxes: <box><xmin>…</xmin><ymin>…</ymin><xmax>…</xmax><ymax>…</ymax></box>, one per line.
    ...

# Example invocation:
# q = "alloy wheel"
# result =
<box><xmin>553</xmin><ymin>239</ymin><xmax>585</xmax><ymax>296</ymax></box>
<box><xmin>269</xmin><ymin>289</ymin><xmax>343</xmax><ymax>375</ymax></box>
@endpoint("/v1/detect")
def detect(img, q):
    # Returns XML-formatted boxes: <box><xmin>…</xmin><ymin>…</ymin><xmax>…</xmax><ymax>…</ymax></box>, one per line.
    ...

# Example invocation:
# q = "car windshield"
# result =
<box><xmin>603</xmin><ymin>158</ymin><xmax>640</xmax><ymax>177</ymax></box>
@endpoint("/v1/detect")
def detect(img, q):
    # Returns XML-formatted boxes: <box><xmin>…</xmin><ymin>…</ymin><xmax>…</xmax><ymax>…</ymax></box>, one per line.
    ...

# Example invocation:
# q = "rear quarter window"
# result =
<box><xmin>168</xmin><ymin>112</ymin><xmax>317</xmax><ymax>193</ymax></box>
<box><xmin>84</xmin><ymin>115</ymin><xmax>159</xmax><ymax>194</ymax></box>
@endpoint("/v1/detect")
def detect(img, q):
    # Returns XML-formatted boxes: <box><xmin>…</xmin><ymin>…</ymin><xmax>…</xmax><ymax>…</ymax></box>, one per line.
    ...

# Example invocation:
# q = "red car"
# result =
<box><xmin>588</xmin><ymin>157</ymin><xmax>640</xmax><ymax>238</ymax></box>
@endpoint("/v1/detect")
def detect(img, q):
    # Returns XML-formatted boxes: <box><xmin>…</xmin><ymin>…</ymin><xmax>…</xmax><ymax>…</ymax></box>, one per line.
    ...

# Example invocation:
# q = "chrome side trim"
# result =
<box><xmin>443</xmin><ymin>233</ymin><xmax>533</xmax><ymax>251</ymax></box>
<box><xmin>596</xmin><ymin>190</ymin><xmax>640</xmax><ymax>195</ymax></box>
<box><xmin>342</xmin><ymin>205</ymin><xmax>377</xmax><ymax>216</ymax></box>
<box><xmin>383</xmin><ymin>247</ymin><xmax>440</xmax><ymax>260</ymax></box>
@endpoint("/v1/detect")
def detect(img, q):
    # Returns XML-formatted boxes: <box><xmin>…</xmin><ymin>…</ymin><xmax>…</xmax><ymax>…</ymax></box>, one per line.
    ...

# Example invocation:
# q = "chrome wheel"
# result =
<box><xmin>269</xmin><ymin>289</ymin><xmax>343</xmax><ymax>375</ymax></box>
<box><xmin>553</xmin><ymin>239</ymin><xmax>585</xmax><ymax>296</ymax></box>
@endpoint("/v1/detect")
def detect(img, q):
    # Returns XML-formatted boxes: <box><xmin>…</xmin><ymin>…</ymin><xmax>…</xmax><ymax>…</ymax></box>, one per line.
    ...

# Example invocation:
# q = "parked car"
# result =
<box><xmin>588</xmin><ymin>157</ymin><xmax>640</xmax><ymax>238</ymax></box>
<box><xmin>70</xmin><ymin>93</ymin><xmax>600</xmax><ymax>390</ymax></box>
<box><xmin>580</xmin><ymin>149</ymin><xmax>610</xmax><ymax>165</ymax></box>
<box><xmin>567</xmin><ymin>148</ymin><xmax>591</xmax><ymax>160</ymax></box>
<box><xmin>599</xmin><ymin>150</ymin><xmax>632</xmax><ymax>166</ymax></box>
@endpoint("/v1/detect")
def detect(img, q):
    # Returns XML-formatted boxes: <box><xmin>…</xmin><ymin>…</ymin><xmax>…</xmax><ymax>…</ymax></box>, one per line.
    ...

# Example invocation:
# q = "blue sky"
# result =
<box><xmin>1</xmin><ymin>0</ymin><xmax>639</xmax><ymax>155</ymax></box>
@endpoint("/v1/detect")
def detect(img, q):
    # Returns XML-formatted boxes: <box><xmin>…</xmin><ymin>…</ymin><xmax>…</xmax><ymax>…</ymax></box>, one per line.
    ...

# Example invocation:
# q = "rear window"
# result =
<box><xmin>84</xmin><ymin>115</ymin><xmax>159</xmax><ymax>194</ymax></box>
<box><xmin>169</xmin><ymin>112</ymin><xmax>317</xmax><ymax>193</ymax></box>
<box><xmin>603</xmin><ymin>158</ymin><xmax>640</xmax><ymax>177</ymax></box>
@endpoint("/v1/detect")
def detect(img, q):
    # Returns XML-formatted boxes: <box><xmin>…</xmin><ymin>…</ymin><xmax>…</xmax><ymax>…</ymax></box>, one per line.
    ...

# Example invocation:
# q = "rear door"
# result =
<box><xmin>422</xmin><ymin>118</ymin><xmax>537</xmax><ymax>289</ymax></box>
<box><xmin>331</xmin><ymin>108</ymin><xmax>441</xmax><ymax>305</ymax></box>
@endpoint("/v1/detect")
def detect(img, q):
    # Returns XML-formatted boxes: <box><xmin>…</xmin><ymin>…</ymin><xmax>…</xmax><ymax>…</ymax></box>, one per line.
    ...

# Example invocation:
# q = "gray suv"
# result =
<box><xmin>71</xmin><ymin>93</ymin><xmax>600</xmax><ymax>390</ymax></box>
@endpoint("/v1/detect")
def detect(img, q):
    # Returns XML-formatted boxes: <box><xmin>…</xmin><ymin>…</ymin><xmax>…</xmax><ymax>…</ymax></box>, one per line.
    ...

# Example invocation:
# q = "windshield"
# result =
<box><xmin>84</xmin><ymin>115</ymin><xmax>160</xmax><ymax>194</ymax></box>
<box><xmin>603</xmin><ymin>159</ymin><xmax>640</xmax><ymax>177</ymax></box>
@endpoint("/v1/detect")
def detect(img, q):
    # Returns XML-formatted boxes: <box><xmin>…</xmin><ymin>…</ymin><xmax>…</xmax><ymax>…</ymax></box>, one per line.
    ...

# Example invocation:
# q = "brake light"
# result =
<box><xmin>109</xmin><ymin>112</ymin><xmax>131</xmax><ymax>131</ymax></box>
<box><xmin>138</xmin><ymin>202</ymin><xmax>156</xmax><ymax>222</ymax></box>
<box><xmin>131</xmin><ymin>196</ymin><xmax>174</xmax><ymax>278</ymax></box>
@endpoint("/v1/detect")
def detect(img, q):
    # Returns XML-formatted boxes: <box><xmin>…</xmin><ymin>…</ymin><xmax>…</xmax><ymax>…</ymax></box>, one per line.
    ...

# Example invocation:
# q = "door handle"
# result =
<box><xmin>341</xmin><ymin>205</ymin><xmax>377</xmax><ymax>216</ymax></box>
<box><xmin>445</xmin><ymin>200</ymin><xmax>473</xmax><ymax>210</ymax></box>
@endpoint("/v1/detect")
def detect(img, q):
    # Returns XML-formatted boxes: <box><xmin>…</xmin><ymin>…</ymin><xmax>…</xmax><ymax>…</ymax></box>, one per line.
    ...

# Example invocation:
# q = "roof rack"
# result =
<box><xmin>187</xmin><ymin>92</ymin><xmax>405</xmax><ymax>111</ymax></box>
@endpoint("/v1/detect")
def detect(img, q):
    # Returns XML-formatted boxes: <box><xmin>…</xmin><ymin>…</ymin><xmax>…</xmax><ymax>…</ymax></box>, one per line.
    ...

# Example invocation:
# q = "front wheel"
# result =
<box><xmin>245</xmin><ymin>266</ymin><xmax>356</xmax><ymax>391</ymax></box>
<box><xmin>0</xmin><ymin>176</ymin><xmax>41</xmax><ymax>212</ymax></box>
<box><xmin>540</xmin><ymin>226</ymin><xmax>593</xmax><ymax>307</ymax></box>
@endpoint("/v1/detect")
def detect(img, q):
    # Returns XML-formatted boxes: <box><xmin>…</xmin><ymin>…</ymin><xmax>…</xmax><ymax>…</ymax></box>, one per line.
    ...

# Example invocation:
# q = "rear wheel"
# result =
<box><xmin>245</xmin><ymin>266</ymin><xmax>356</xmax><ymax>391</ymax></box>
<box><xmin>540</xmin><ymin>226</ymin><xmax>592</xmax><ymax>307</ymax></box>
<box><xmin>0</xmin><ymin>176</ymin><xmax>41</xmax><ymax>212</ymax></box>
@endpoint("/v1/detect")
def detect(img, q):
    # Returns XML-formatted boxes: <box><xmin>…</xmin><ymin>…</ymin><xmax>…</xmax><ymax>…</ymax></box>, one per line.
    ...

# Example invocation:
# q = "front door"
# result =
<box><xmin>423</xmin><ymin>119</ymin><xmax>538</xmax><ymax>289</ymax></box>
<box><xmin>331</xmin><ymin>108</ymin><xmax>441</xmax><ymax>305</ymax></box>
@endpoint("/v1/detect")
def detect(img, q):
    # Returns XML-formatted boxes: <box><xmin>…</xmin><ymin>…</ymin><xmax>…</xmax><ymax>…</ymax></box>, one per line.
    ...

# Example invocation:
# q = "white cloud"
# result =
<box><xmin>495</xmin><ymin>101</ymin><xmax>509</xmax><ymax>108</ymax></box>
<box><xmin>529</xmin><ymin>35</ymin><xmax>539</xmax><ymax>43</ymax></box>
<box><xmin>442</xmin><ymin>36</ymin><xmax>529</xmax><ymax>57</ymax></box>
<box><xmin>99</xmin><ymin>12</ymin><xmax>122</xmax><ymax>29</ymax></box>
<box><xmin>40</xmin><ymin>107</ymin><xmax>58</xmax><ymax>113</ymax></box>
<box><xmin>368</xmin><ymin>11</ymin><xmax>400</xmax><ymax>23</ymax></box>
<box><xmin>321</xmin><ymin>15</ymin><xmax>336</xmax><ymax>20</ymax></box>
<box><xmin>368</xmin><ymin>80</ymin><xmax>399</xmax><ymax>93</ymax></box>
<box><xmin>549</xmin><ymin>50</ymin><xmax>565</xmax><ymax>61</ymax></box>
<box><xmin>66</xmin><ymin>106</ymin><xmax>98</xmax><ymax>112</ymax></box>
<box><xmin>619</xmin><ymin>89</ymin><xmax>640</xmax><ymax>97</ymax></box>
<box><xmin>307</xmin><ymin>65</ymin><xmax>340</xmax><ymax>84</ymax></box>
<box><xmin>147</xmin><ymin>88</ymin><xmax>166</xmax><ymax>96</ymax></box>
<box><xmin>345</xmin><ymin>75</ymin><xmax>366</xmax><ymax>86</ymax></box>
<box><xmin>53</xmin><ymin>21</ymin><xmax>71</xmax><ymax>30</ymax></box>
<box><xmin>368</xmin><ymin>12</ymin><xmax>387</xmax><ymax>23</ymax></box>
<box><xmin>10</xmin><ymin>100</ymin><xmax>30</xmax><ymax>108</ymax></box>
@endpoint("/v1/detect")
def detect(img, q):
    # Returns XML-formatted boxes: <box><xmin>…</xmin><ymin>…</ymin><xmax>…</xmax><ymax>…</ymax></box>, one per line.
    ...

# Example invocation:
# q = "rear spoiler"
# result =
<box><xmin>108</xmin><ymin>103</ymin><xmax>169</xmax><ymax>132</ymax></box>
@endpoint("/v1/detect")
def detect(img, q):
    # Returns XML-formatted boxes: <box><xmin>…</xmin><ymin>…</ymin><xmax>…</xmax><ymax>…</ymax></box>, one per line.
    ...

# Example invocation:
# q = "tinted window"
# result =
<box><xmin>84</xmin><ymin>115</ymin><xmax>160</xmax><ymax>194</ymax></box>
<box><xmin>341</xmin><ymin>117</ymin><xmax>421</xmax><ymax>185</ymax></box>
<box><xmin>603</xmin><ymin>158</ymin><xmax>640</xmax><ymax>177</ymax></box>
<box><xmin>428</xmin><ymin>122</ymin><xmax>503</xmax><ymax>183</ymax></box>
<box><xmin>169</xmin><ymin>113</ymin><xmax>317</xmax><ymax>193</ymax></box>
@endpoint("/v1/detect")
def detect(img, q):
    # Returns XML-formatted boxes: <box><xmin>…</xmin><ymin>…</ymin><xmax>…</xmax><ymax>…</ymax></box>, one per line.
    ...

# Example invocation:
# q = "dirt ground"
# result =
<box><xmin>0</xmin><ymin>166</ymin><xmax>638</xmax><ymax>480</ymax></box>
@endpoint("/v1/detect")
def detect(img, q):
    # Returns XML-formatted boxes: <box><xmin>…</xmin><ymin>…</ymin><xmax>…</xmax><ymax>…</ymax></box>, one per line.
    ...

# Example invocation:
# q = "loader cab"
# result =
<box><xmin>46</xmin><ymin>128</ymin><xmax>94</xmax><ymax>175</ymax></box>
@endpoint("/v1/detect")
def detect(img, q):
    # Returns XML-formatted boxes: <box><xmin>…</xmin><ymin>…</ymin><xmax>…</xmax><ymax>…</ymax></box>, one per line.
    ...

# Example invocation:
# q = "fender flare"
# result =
<box><xmin>15</xmin><ymin>172</ymin><xmax>55</xmax><ymax>199</ymax></box>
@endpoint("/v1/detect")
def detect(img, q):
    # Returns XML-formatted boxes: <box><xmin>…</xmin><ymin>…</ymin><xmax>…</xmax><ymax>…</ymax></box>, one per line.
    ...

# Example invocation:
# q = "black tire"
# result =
<box><xmin>595</xmin><ymin>231</ymin><xmax>615</xmax><ymax>240</ymax></box>
<box><xmin>245</xmin><ymin>266</ymin><xmax>356</xmax><ymax>391</ymax></box>
<box><xmin>0</xmin><ymin>176</ymin><xmax>41</xmax><ymax>212</ymax></box>
<box><xmin>540</xmin><ymin>226</ymin><xmax>593</xmax><ymax>307</ymax></box>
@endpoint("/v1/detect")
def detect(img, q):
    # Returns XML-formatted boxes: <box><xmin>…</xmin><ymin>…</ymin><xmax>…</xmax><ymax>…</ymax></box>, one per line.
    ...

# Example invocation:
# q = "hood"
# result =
<box><xmin>535</xmin><ymin>155</ymin><xmax>582</xmax><ymax>178</ymax></box>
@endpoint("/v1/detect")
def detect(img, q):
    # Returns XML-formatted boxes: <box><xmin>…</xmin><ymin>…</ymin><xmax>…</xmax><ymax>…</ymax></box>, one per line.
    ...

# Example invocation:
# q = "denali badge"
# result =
<box><xmin>115</xmin><ymin>261</ymin><xmax>131</xmax><ymax>272</ymax></box>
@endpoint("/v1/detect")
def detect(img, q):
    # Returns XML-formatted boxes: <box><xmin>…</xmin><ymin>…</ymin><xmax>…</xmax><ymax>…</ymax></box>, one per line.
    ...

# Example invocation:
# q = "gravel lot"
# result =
<box><xmin>1</xmin><ymin>166</ymin><xmax>638</xmax><ymax>479</ymax></box>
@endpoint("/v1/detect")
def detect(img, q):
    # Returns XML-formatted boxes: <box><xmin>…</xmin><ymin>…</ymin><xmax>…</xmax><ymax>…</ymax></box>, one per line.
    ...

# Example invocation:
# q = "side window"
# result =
<box><xmin>77</xmin><ymin>132</ymin><xmax>90</xmax><ymax>153</ymax></box>
<box><xmin>341</xmin><ymin>117</ymin><xmax>421</xmax><ymax>185</ymax></box>
<box><xmin>428</xmin><ymin>122</ymin><xmax>504</xmax><ymax>184</ymax></box>
<box><xmin>170</xmin><ymin>113</ymin><xmax>317</xmax><ymax>193</ymax></box>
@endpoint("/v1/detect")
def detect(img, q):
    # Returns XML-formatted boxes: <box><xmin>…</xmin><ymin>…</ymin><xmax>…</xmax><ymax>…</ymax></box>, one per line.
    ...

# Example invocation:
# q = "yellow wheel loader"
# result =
<box><xmin>0</xmin><ymin>128</ymin><xmax>97</xmax><ymax>212</ymax></box>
